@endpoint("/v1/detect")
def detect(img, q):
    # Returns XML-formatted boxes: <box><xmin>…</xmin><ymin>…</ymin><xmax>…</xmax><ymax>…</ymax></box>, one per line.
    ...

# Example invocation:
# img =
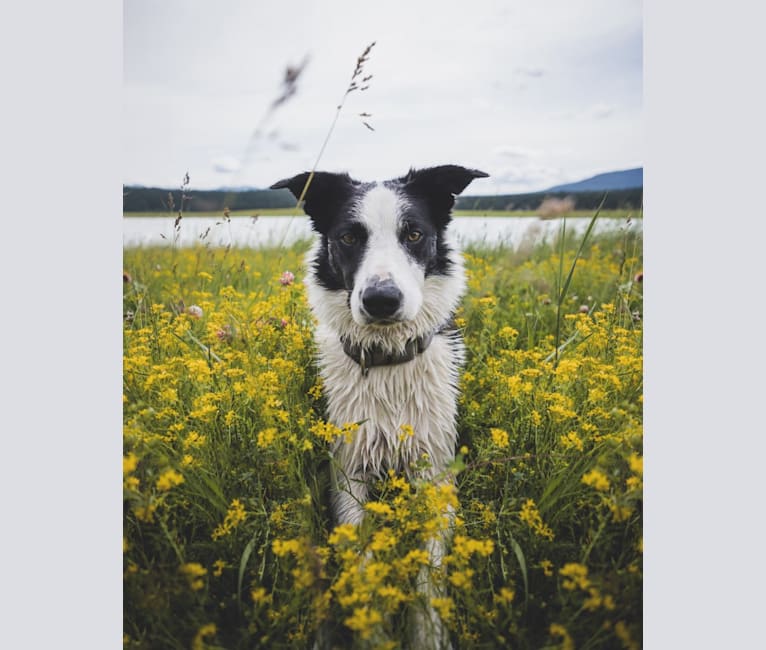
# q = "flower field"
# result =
<box><xmin>123</xmin><ymin>221</ymin><xmax>643</xmax><ymax>649</ymax></box>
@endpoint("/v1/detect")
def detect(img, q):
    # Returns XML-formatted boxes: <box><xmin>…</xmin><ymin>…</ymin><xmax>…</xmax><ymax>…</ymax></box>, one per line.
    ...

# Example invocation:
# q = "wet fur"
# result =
<box><xmin>271</xmin><ymin>165</ymin><xmax>488</xmax><ymax>649</ymax></box>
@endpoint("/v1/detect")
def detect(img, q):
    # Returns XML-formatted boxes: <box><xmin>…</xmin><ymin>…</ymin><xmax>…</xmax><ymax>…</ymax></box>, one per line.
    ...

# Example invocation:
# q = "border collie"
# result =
<box><xmin>271</xmin><ymin>165</ymin><xmax>488</xmax><ymax>649</ymax></box>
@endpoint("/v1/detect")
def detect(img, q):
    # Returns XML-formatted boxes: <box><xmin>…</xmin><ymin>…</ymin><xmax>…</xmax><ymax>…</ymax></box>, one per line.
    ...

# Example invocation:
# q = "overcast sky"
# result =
<box><xmin>124</xmin><ymin>0</ymin><xmax>642</xmax><ymax>194</ymax></box>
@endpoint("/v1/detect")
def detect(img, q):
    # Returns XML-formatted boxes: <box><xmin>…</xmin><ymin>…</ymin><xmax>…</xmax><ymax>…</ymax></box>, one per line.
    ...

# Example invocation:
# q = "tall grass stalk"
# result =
<box><xmin>291</xmin><ymin>41</ymin><xmax>376</xmax><ymax>210</ymax></box>
<box><xmin>553</xmin><ymin>193</ymin><xmax>608</xmax><ymax>366</ymax></box>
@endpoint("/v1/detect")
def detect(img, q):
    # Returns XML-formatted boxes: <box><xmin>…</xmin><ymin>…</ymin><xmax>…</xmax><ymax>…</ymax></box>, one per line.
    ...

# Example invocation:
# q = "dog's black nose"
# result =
<box><xmin>361</xmin><ymin>281</ymin><xmax>403</xmax><ymax>320</ymax></box>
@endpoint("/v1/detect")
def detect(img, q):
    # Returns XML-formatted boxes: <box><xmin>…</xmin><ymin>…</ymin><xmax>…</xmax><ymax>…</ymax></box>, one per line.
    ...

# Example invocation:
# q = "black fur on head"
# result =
<box><xmin>270</xmin><ymin>171</ymin><xmax>361</xmax><ymax>235</ymax></box>
<box><xmin>395</xmin><ymin>165</ymin><xmax>489</xmax><ymax>229</ymax></box>
<box><xmin>270</xmin><ymin>165</ymin><xmax>489</xmax><ymax>292</ymax></box>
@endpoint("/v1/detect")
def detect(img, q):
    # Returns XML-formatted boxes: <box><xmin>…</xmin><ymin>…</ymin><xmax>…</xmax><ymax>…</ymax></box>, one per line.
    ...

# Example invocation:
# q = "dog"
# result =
<box><xmin>271</xmin><ymin>165</ymin><xmax>488</xmax><ymax>649</ymax></box>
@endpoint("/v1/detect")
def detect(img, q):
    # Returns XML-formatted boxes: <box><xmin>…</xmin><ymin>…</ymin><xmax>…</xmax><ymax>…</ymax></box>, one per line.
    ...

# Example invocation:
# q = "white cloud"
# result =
<box><xmin>123</xmin><ymin>0</ymin><xmax>642</xmax><ymax>193</ymax></box>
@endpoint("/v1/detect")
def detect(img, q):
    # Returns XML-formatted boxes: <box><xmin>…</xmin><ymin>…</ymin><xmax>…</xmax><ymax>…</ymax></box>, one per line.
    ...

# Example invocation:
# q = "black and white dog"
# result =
<box><xmin>271</xmin><ymin>165</ymin><xmax>488</xmax><ymax>648</ymax></box>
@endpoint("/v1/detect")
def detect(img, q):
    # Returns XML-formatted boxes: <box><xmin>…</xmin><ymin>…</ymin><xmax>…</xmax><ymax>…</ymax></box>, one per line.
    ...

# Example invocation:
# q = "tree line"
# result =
<box><xmin>123</xmin><ymin>185</ymin><xmax>642</xmax><ymax>213</ymax></box>
<box><xmin>455</xmin><ymin>187</ymin><xmax>642</xmax><ymax>211</ymax></box>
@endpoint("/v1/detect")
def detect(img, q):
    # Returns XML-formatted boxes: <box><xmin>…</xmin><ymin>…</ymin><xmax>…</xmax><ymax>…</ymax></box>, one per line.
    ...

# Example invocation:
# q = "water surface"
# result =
<box><xmin>123</xmin><ymin>215</ymin><xmax>641</xmax><ymax>249</ymax></box>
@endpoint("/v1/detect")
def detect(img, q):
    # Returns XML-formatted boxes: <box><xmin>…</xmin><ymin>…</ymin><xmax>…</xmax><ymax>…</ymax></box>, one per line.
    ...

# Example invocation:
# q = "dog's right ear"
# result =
<box><xmin>270</xmin><ymin>171</ymin><xmax>357</xmax><ymax>234</ymax></box>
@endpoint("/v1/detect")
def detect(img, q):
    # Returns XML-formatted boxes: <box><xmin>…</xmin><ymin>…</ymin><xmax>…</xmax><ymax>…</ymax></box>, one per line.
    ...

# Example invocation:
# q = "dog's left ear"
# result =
<box><xmin>270</xmin><ymin>171</ymin><xmax>357</xmax><ymax>234</ymax></box>
<box><xmin>401</xmin><ymin>165</ymin><xmax>489</xmax><ymax>224</ymax></box>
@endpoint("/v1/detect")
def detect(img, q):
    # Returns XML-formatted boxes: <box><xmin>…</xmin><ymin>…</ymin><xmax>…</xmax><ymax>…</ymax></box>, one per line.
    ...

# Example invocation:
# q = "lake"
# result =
<box><xmin>123</xmin><ymin>215</ymin><xmax>642</xmax><ymax>250</ymax></box>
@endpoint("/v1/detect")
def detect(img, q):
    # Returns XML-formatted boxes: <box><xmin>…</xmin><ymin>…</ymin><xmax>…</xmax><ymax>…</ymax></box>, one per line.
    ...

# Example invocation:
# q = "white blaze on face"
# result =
<box><xmin>350</xmin><ymin>184</ymin><xmax>425</xmax><ymax>325</ymax></box>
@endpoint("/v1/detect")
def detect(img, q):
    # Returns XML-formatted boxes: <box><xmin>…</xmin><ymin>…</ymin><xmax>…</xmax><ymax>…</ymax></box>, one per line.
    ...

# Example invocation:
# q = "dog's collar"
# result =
<box><xmin>341</xmin><ymin>320</ymin><xmax>454</xmax><ymax>377</ymax></box>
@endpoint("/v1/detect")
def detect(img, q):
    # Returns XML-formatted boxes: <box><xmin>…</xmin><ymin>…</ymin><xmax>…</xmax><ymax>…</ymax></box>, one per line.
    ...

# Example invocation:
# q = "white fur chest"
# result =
<box><xmin>315</xmin><ymin>323</ymin><xmax>463</xmax><ymax>478</ymax></box>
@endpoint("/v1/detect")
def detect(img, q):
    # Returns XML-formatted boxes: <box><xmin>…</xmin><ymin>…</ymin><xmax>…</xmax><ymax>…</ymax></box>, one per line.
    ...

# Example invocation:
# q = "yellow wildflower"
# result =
<box><xmin>584</xmin><ymin>586</ymin><xmax>603</xmax><ymax>611</ymax></box>
<box><xmin>400</xmin><ymin>548</ymin><xmax>429</xmax><ymax>567</ymax></box>
<box><xmin>212</xmin><ymin>499</ymin><xmax>247</xmax><ymax>540</ymax></box>
<box><xmin>272</xmin><ymin>539</ymin><xmax>302</xmax><ymax>557</ymax></box>
<box><xmin>369</xmin><ymin>528</ymin><xmax>397</xmax><ymax>553</ymax></box>
<box><xmin>449</xmin><ymin>569</ymin><xmax>475</xmax><ymax>588</ymax></box>
<box><xmin>494</xmin><ymin>587</ymin><xmax>515</xmax><ymax>604</ymax></box>
<box><xmin>365</xmin><ymin>501</ymin><xmax>394</xmax><ymax>517</ymax></box>
<box><xmin>180</xmin><ymin>562</ymin><xmax>207</xmax><ymax>591</ymax></box>
<box><xmin>156</xmin><ymin>469</ymin><xmax>184</xmax><ymax>492</ymax></box>
<box><xmin>399</xmin><ymin>423</ymin><xmax>415</xmax><ymax>441</ymax></box>
<box><xmin>378</xmin><ymin>585</ymin><xmax>408</xmax><ymax>607</ymax></box>
<box><xmin>123</xmin><ymin>452</ymin><xmax>138</xmax><ymax>475</ymax></box>
<box><xmin>582</xmin><ymin>468</ymin><xmax>610</xmax><ymax>492</ymax></box>
<box><xmin>251</xmin><ymin>587</ymin><xmax>271</xmax><ymax>606</ymax></box>
<box><xmin>257</xmin><ymin>427</ymin><xmax>278</xmax><ymax>448</ymax></box>
<box><xmin>478</xmin><ymin>295</ymin><xmax>497</xmax><ymax>307</ymax></box>
<box><xmin>309</xmin><ymin>420</ymin><xmax>342</xmax><ymax>443</ymax></box>
<box><xmin>499</xmin><ymin>326</ymin><xmax>519</xmax><ymax>338</ymax></box>
<box><xmin>307</xmin><ymin>381</ymin><xmax>323</xmax><ymax>399</ymax></box>
<box><xmin>559</xmin><ymin>430</ymin><xmax>584</xmax><ymax>451</ymax></box>
<box><xmin>549</xmin><ymin>623</ymin><xmax>574</xmax><ymax>650</ymax></box>
<box><xmin>559</xmin><ymin>562</ymin><xmax>590</xmax><ymax>591</ymax></box>
<box><xmin>133</xmin><ymin>502</ymin><xmax>156</xmax><ymax>522</ymax></box>
<box><xmin>548</xmin><ymin>403</ymin><xmax>578</xmax><ymax>421</ymax></box>
<box><xmin>344</xmin><ymin>607</ymin><xmax>382</xmax><ymax>640</ymax></box>
<box><xmin>451</xmin><ymin>535</ymin><xmax>495</xmax><ymax>559</ymax></box>
<box><xmin>430</xmin><ymin>597</ymin><xmax>455</xmax><ymax>622</ymax></box>
<box><xmin>192</xmin><ymin>623</ymin><xmax>216</xmax><ymax>650</ymax></box>
<box><xmin>609</xmin><ymin>502</ymin><xmax>633</xmax><ymax>522</ymax></box>
<box><xmin>183</xmin><ymin>431</ymin><xmax>206</xmax><ymax>449</ymax></box>
<box><xmin>490</xmin><ymin>427</ymin><xmax>510</xmax><ymax>448</ymax></box>
<box><xmin>387</xmin><ymin>470</ymin><xmax>412</xmax><ymax>494</ymax></box>
<box><xmin>363</xmin><ymin>561</ymin><xmax>391</xmax><ymax>585</ymax></box>
<box><xmin>540</xmin><ymin>560</ymin><xmax>554</xmax><ymax>577</ymax></box>
<box><xmin>519</xmin><ymin>498</ymin><xmax>555</xmax><ymax>541</ymax></box>
<box><xmin>341</xmin><ymin>422</ymin><xmax>360</xmax><ymax>443</ymax></box>
<box><xmin>328</xmin><ymin>523</ymin><xmax>358</xmax><ymax>546</ymax></box>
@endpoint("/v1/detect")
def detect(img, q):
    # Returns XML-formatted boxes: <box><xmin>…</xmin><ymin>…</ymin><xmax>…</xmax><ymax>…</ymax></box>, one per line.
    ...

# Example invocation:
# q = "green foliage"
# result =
<box><xmin>123</xmin><ymin>223</ymin><xmax>642</xmax><ymax>649</ymax></box>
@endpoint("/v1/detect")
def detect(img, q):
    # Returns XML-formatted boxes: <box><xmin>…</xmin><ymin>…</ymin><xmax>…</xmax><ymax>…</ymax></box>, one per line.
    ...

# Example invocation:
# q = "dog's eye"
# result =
<box><xmin>406</xmin><ymin>230</ymin><xmax>423</xmax><ymax>243</ymax></box>
<box><xmin>339</xmin><ymin>233</ymin><xmax>357</xmax><ymax>245</ymax></box>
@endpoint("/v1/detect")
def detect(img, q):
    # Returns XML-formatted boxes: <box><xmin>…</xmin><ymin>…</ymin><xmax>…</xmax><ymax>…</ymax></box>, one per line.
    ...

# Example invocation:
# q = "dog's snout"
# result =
<box><xmin>361</xmin><ymin>280</ymin><xmax>403</xmax><ymax>321</ymax></box>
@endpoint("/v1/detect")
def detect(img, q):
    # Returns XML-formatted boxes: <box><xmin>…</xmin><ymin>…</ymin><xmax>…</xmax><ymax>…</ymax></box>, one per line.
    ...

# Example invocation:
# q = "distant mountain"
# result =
<box><xmin>544</xmin><ymin>168</ymin><xmax>642</xmax><ymax>193</ymax></box>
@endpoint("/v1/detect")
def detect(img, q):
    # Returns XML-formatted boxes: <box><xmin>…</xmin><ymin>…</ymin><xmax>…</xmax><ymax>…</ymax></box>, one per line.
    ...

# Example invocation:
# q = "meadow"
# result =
<box><xmin>123</xmin><ymin>220</ymin><xmax>643</xmax><ymax>649</ymax></box>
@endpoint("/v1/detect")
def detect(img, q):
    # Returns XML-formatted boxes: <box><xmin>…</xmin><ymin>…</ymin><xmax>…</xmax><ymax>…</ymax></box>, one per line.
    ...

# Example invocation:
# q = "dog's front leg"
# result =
<box><xmin>330</xmin><ymin>462</ymin><xmax>368</xmax><ymax>526</ymax></box>
<box><xmin>409</xmin><ymin>533</ymin><xmax>453</xmax><ymax>650</ymax></box>
<box><xmin>408</xmin><ymin>468</ymin><xmax>456</xmax><ymax>650</ymax></box>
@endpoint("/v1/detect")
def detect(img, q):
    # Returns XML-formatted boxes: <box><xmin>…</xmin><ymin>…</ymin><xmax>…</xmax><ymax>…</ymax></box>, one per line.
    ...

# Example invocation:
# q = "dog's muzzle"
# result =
<box><xmin>360</xmin><ymin>278</ymin><xmax>403</xmax><ymax>322</ymax></box>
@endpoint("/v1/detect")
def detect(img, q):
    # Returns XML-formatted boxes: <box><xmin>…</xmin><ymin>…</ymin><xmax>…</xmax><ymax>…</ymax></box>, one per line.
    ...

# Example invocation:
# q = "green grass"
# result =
<box><xmin>123</xmin><ymin>224</ymin><xmax>643</xmax><ymax>649</ymax></box>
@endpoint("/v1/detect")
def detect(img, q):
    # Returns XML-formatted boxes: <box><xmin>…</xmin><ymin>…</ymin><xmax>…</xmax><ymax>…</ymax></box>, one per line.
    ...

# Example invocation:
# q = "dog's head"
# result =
<box><xmin>271</xmin><ymin>165</ymin><xmax>488</xmax><ymax>326</ymax></box>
